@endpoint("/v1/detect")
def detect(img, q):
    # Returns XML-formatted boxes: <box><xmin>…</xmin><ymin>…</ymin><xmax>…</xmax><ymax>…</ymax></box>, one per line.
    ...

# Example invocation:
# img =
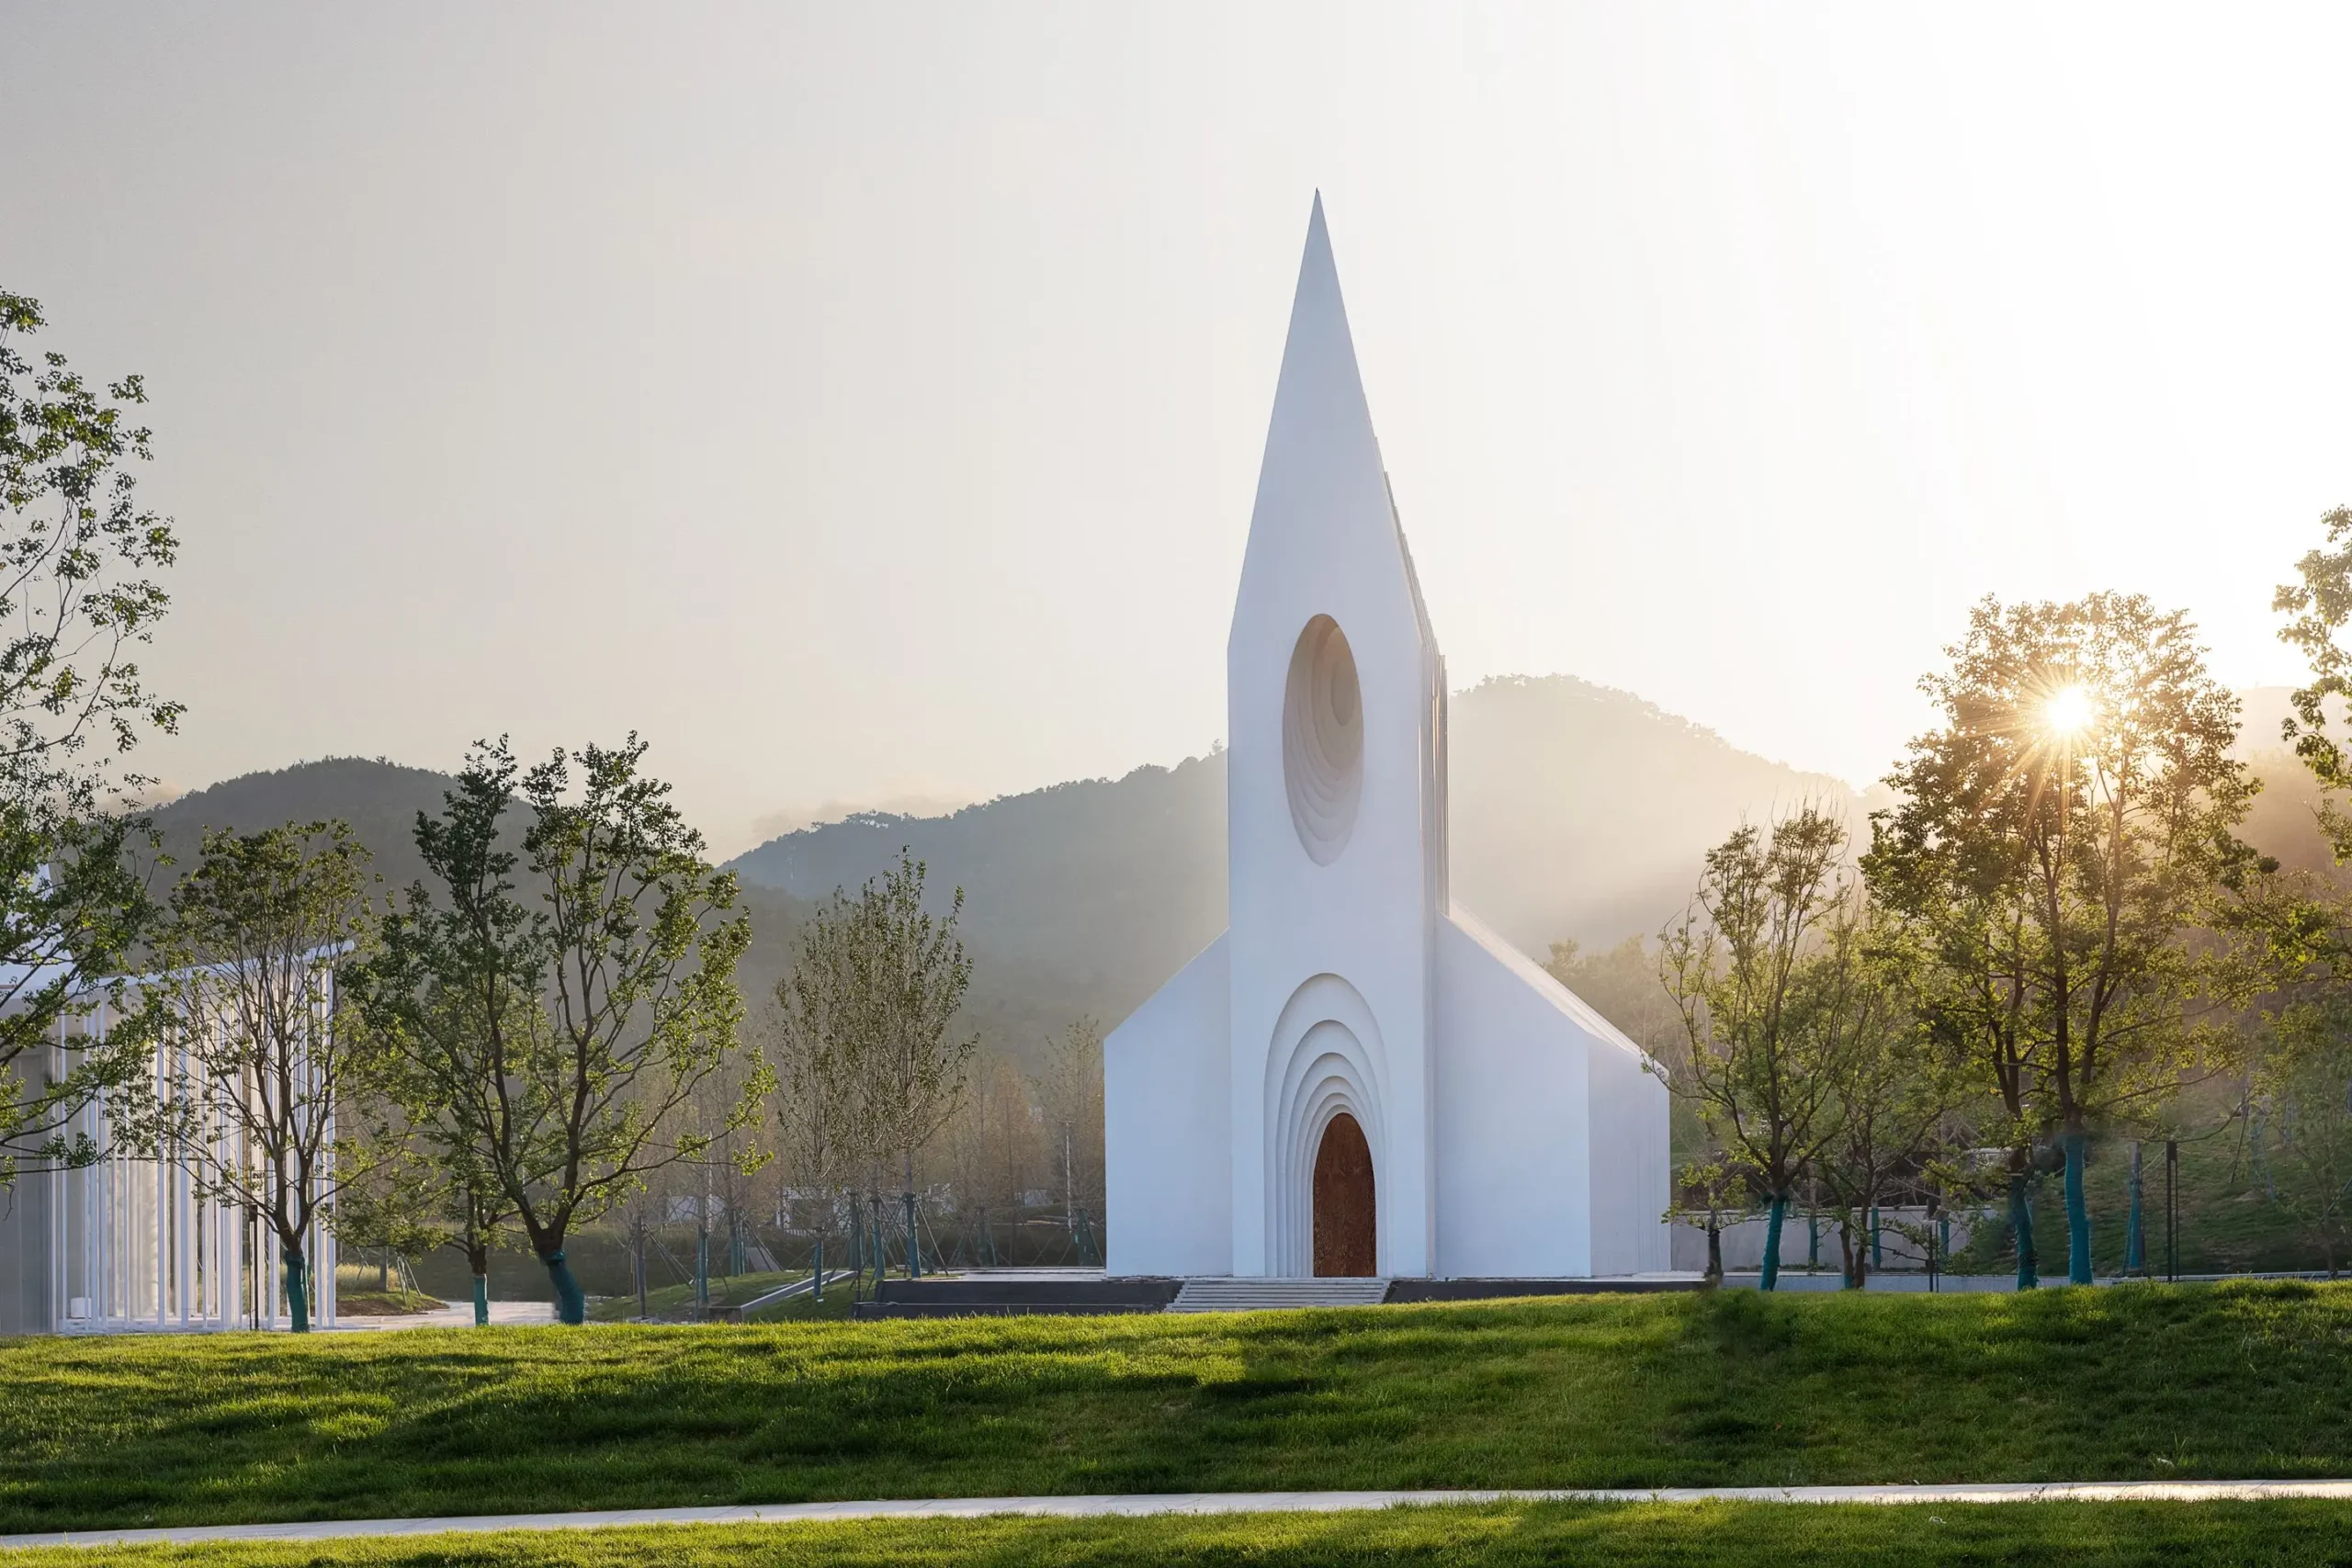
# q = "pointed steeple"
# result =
<box><xmin>1238</xmin><ymin>194</ymin><xmax>1433</xmax><ymax>644</ymax></box>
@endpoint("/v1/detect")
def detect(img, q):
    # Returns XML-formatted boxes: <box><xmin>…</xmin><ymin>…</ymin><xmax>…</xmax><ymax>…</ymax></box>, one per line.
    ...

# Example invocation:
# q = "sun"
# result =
<box><xmin>2044</xmin><ymin>682</ymin><xmax>2096</xmax><ymax>739</ymax></box>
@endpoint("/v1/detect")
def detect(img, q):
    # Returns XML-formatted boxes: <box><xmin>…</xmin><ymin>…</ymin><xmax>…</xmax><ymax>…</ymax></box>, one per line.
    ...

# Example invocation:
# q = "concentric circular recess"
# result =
<box><xmin>1283</xmin><ymin>615</ymin><xmax>1363</xmax><ymax>864</ymax></box>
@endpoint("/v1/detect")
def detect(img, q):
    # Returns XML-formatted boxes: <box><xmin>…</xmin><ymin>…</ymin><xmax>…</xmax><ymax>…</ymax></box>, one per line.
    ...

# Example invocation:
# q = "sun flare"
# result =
<box><xmin>2044</xmin><ymin>682</ymin><xmax>2096</xmax><ymax>738</ymax></box>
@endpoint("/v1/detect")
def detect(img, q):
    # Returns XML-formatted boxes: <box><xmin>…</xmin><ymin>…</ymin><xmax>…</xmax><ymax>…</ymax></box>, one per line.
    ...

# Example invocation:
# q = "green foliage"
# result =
<box><xmin>769</xmin><ymin>848</ymin><xmax>972</xmax><ymax>1211</ymax></box>
<box><xmin>20</xmin><ymin>1502</ymin><xmax>2352</xmax><ymax>1568</ymax></box>
<box><xmin>1662</xmin><ymin>807</ymin><xmax>1860</xmax><ymax>1212</ymax></box>
<box><xmin>2274</xmin><ymin>504</ymin><xmax>2352</xmax><ymax>816</ymax></box>
<box><xmin>350</xmin><ymin>738</ymin><xmax>762</xmax><ymax>1323</ymax></box>
<box><xmin>131</xmin><ymin>821</ymin><xmax>377</xmax><ymax>1330</ymax></box>
<box><xmin>0</xmin><ymin>806</ymin><xmax>161</xmax><ymax>1179</ymax></box>
<box><xmin>0</xmin><ymin>290</ymin><xmax>181</xmax><ymax>1182</ymax></box>
<box><xmin>0</xmin><ymin>289</ymin><xmax>181</xmax><ymax>812</ymax></box>
<box><xmin>11</xmin><ymin>1285</ymin><xmax>2352</xmax><ymax>1532</ymax></box>
<box><xmin>1867</xmin><ymin>593</ymin><xmax>2259</xmax><ymax>1283</ymax></box>
<box><xmin>1869</xmin><ymin>593</ymin><xmax>2256</xmax><ymax>1138</ymax></box>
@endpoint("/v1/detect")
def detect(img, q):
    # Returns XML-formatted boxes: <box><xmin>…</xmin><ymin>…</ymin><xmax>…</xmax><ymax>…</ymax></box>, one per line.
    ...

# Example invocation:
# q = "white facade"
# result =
<box><xmin>0</xmin><ymin>988</ymin><xmax>339</xmax><ymax>1336</ymax></box>
<box><xmin>1105</xmin><ymin>197</ymin><xmax>1670</xmax><ymax>1280</ymax></box>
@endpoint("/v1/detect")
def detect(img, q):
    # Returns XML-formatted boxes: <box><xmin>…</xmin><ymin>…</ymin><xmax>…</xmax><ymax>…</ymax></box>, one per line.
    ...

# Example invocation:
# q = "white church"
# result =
<box><xmin>1105</xmin><ymin>198</ymin><xmax>1670</xmax><ymax>1283</ymax></box>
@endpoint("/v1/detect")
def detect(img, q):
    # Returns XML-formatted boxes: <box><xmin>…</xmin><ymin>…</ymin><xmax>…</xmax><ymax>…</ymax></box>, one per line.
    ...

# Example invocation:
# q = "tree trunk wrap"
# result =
<box><xmin>2009</xmin><ymin>1171</ymin><xmax>2040</xmax><ymax>1290</ymax></box>
<box><xmin>2063</xmin><ymin>1128</ymin><xmax>2093</xmax><ymax>1285</ymax></box>
<box><xmin>1704</xmin><ymin>1221</ymin><xmax>1723</xmax><ymax>1283</ymax></box>
<box><xmin>541</xmin><ymin>1249</ymin><xmax>586</xmax><ymax>1325</ymax></box>
<box><xmin>1760</xmin><ymin>1193</ymin><xmax>1787</xmax><ymax>1292</ymax></box>
<box><xmin>2124</xmin><ymin>1141</ymin><xmax>2145</xmax><ymax>1275</ymax></box>
<box><xmin>470</xmin><ymin>1272</ymin><xmax>490</xmax><ymax>1326</ymax></box>
<box><xmin>282</xmin><ymin>1250</ymin><xmax>311</xmax><ymax>1334</ymax></box>
<box><xmin>812</xmin><ymin>1236</ymin><xmax>824</xmax><ymax>1303</ymax></box>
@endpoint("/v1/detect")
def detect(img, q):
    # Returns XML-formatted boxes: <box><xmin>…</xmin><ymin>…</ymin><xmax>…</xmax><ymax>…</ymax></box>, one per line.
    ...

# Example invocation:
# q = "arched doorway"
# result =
<box><xmin>1312</xmin><ymin>1111</ymin><xmax>1377</xmax><ymax>1277</ymax></box>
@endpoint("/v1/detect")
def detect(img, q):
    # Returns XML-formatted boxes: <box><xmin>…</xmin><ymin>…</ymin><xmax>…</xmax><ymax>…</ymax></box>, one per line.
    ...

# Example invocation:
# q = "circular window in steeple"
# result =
<box><xmin>1283</xmin><ymin>615</ymin><xmax>1363</xmax><ymax>864</ymax></box>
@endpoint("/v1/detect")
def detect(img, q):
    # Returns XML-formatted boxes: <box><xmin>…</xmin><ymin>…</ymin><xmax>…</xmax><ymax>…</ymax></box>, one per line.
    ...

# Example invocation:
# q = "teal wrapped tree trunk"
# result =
<box><xmin>283</xmin><ymin>1249</ymin><xmax>311</xmax><ymax>1333</ymax></box>
<box><xmin>2063</xmin><ymin>1129</ymin><xmax>2093</xmax><ymax>1284</ymax></box>
<box><xmin>471</xmin><ymin>1271</ymin><xmax>490</xmax><ymax>1326</ymax></box>
<box><xmin>2009</xmin><ymin>1172</ymin><xmax>2039</xmax><ymax>1290</ymax></box>
<box><xmin>1759</xmin><ymin>1194</ymin><xmax>1787</xmax><ymax>1292</ymax></box>
<box><xmin>542</xmin><ymin>1250</ymin><xmax>586</xmax><ymax>1325</ymax></box>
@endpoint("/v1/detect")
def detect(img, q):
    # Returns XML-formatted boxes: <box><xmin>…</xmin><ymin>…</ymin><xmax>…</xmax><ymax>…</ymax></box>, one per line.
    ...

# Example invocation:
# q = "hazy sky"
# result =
<box><xmin>4</xmin><ymin>5</ymin><xmax>2347</xmax><ymax>855</ymax></box>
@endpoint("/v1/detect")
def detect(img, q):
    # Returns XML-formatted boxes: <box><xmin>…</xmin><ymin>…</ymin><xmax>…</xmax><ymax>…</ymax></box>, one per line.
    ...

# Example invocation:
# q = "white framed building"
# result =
<box><xmin>0</xmin><ymin>987</ymin><xmax>338</xmax><ymax>1336</ymax></box>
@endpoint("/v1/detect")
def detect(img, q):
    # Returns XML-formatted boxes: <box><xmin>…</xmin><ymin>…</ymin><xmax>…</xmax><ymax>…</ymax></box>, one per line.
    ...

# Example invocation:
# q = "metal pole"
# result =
<box><xmin>2165</xmin><ymin>1138</ymin><xmax>2178</xmax><ymax>1281</ymax></box>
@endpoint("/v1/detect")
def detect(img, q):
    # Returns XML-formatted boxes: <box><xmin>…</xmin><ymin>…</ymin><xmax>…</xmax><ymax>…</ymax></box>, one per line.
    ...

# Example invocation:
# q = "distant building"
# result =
<box><xmin>1104</xmin><ymin>199</ymin><xmax>1671</xmax><ymax>1280</ymax></box>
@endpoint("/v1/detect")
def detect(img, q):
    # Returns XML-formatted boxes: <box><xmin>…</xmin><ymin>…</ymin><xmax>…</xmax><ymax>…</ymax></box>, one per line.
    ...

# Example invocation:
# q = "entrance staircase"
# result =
<box><xmin>1167</xmin><ymin>1277</ymin><xmax>1391</xmax><ymax>1313</ymax></box>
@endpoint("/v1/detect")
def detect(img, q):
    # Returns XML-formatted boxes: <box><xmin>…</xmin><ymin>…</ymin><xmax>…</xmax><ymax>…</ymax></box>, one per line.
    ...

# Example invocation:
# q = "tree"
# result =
<box><xmin>857</xmin><ymin>851</ymin><xmax>975</xmax><ymax>1279</ymax></box>
<box><xmin>0</xmin><ymin>291</ymin><xmax>181</xmax><ymax>812</ymax></box>
<box><xmin>2252</xmin><ymin>1001</ymin><xmax>2352</xmax><ymax>1276</ymax></box>
<box><xmin>345</xmin><ymin>1013</ymin><xmax>518</xmax><ymax>1326</ymax></box>
<box><xmin>0</xmin><ymin>290</ymin><xmax>182</xmax><ymax>1181</ymax></box>
<box><xmin>136</xmin><ymin>822</ymin><xmax>375</xmax><ymax>1331</ymax></box>
<box><xmin>1804</xmin><ymin>917</ymin><xmax>1962</xmax><ymax>1289</ymax></box>
<box><xmin>351</xmin><ymin>737</ymin><xmax>762</xmax><ymax>1325</ymax></box>
<box><xmin>1035</xmin><ymin>1017</ymin><xmax>1105</xmax><ymax>1235</ymax></box>
<box><xmin>1867</xmin><ymin>593</ymin><xmax>2258</xmax><ymax>1286</ymax></box>
<box><xmin>1661</xmin><ymin>806</ymin><xmax>1857</xmax><ymax>1291</ymax></box>
<box><xmin>945</xmin><ymin>1051</ymin><xmax>1045</xmax><ymax>1264</ymax></box>
<box><xmin>771</xmin><ymin>849</ymin><xmax>973</xmax><ymax>1287</ymax></box>
<box><xmin>332</xmin><ymin>1125</ymin><xmax>445</xmax><ymax>1295</ymax></box>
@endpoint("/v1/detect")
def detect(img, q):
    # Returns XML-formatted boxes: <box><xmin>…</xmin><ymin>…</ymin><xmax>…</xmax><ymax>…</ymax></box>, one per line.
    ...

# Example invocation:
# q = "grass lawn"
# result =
<box><xmin>15</xmin><ymin>1502</ymin><xmax>2352</xmax><ymax>1568</ymax></box>
<box><xmin>8</xmin><ymin>1282</ymin><xmax>2352</xmax><ymax>1534</ymax></box>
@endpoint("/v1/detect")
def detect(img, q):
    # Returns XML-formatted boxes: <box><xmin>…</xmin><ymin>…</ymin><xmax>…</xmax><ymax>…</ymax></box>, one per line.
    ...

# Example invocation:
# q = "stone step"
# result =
<box><xmin>1167</xmin><ymin>1277</ymin><xmax>1392</xmax><ymax>1313</ymax></box>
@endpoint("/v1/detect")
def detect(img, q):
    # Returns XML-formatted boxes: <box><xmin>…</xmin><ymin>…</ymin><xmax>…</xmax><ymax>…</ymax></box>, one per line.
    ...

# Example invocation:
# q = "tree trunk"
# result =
<box><xmin>2009</xmin><ymin>1167</ymin><xmax>2040</xmax><ymax>1290</ymax></box>
<box><xmin>467</xmin><ymin>1241</ymin><xmax>492</xmax><ymax>1327</ymax></box>
<box><xmin>283</xmin><ymin>1248</ymin><xmax>311</xmax><ymax>1333</ymax></box>
<box><xmin>2124</xmin><ymin>1142</ymin><xmax>2145</xmax><ymax>1276</ymax></box>
<box><xmin>1760</xmin><ymin>1193</ymin><xmax>1788</xmax><ymax>1292</ymax></box>
<box><xmin>2062</xmin><ymin>1126</ymin><xmax>2093</xmax><ymax>1285</ymax></box>
<box><xmin>540</xmin><ymin>1249</ymin><xmax>586</xmax><ymax>1325</ymax></box>
<box><xmin>1704</xmin><ymin>1220</ymin><xmax>1723</xmax><ymax>1285</ymax></box>
<box><xmin>812</xmin><ymin>1235</ymin><xmax>825</xmax><ymax>1303</ymax></box>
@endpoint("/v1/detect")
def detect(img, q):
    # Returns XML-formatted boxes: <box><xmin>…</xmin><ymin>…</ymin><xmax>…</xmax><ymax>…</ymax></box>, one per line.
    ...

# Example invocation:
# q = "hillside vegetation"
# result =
<box><xmin>727</xmin><ymin>675</ymin><xmax>1876</xmax><ymax>1055</ymax></box>
<box><xmin>6</xmin><ymin>1284</ymin><xmax>2352</xmax><ymax>1533</ymax></box>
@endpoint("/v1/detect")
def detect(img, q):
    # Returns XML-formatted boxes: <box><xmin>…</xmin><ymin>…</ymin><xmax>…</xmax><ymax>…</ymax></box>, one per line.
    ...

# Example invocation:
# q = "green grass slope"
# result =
<box><xmin>17</xmin><ymin>1502</ymin><xmax>2352</xmax><ymax>1568</ymax></box>
<box><xmin>6</xmin><ymin>1286</ymin><xmax>2352</xmax><ymax>1534</ymax></box>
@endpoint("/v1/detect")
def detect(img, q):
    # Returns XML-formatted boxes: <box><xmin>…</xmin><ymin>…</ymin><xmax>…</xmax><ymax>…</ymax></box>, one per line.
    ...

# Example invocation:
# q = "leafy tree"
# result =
<box><xmin>1035</xmin><ymin>1017</ymin><xmax>1105</xmax><ymax>1232</ymax></box>
<box><xmin>1661</xmin><ymin>806</ymin><xmax>1858</xmax><ymax>1290</ymax></box>
<box><xmin>134</xmin><ymin>823</ymin><xmax>375</xmax><ymax>1331</ymax></box>
<box><xmin>332</xmin><ymin>1127</ymin><xmax>445</xmax><ymax>1294</ymax></box>
<box><xmin>0</xmin><ymin>290</ymin><xmax>181</xmax><ymax>1180</ymax></box>
<box><xmin>1866</xmin><ymin>593</ymin><xmax>2258</xmax><ymax>1286</ymax></box>
<box><xmin>0</xmin><ymin>291</ymin><xmax>181</xmax><ymax>811</ymax></box>
<box><xmin>771</xmin><ymin>849</ymin><xmax>973</xmax><ymax>1287</ymax></box>
<box><xmin>2251</xmin><ymin>1002</ymin><xmax>2352</xmax><ymax>1276</ymax></box>
<box><xmin>1805</xmin><ymin>917</ymin><xmax>1963</xmax><ymax>1288</ymax></box>
<box><xmin>351</xmin><ymin>737</ymin><xmax>761</xmax><ymax>1325</ymax></box>
<box><xmin>769</xmin><ymin>882</ymin><xmax>880</xmax><ymax>1298</ymax></box>
<box><xmin>945</xmin><ymin>1050</ymin><xmax>1046</xmax><ymax>1263</ymax></box>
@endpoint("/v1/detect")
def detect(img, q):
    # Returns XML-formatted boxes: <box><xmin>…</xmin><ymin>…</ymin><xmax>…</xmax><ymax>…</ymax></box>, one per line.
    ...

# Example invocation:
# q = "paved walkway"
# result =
<box><xmin>328</xmin><ymin>1301</ymin><xmax>556</xmax><ymax>1332</ymax></box>
<box><xmin>13</xmin><ymin>1482</ymin><xmax>2352</xmax><ymax>1551</ymax></box>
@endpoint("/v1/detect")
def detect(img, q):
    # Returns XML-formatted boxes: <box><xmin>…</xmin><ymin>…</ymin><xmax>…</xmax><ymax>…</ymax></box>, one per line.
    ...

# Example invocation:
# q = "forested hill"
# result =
<box><xmin>140</xmin><ymin>757</ymin><xmax>814</xmax><ymax>1017</ymax></box>
<box><xmin>727</xmin><ymin>674</ymin><xmax>1876</xmax><ymax>1055</ymax></box>
<box><xmin>147</xmin><ymin>757</ymin><xmax>471</xmax><ymax>895</ymax></box>
<box><xmin>132</xmin><ymin>679</ymin><xmax>2334</xmax><ymax>1072</ymax></box>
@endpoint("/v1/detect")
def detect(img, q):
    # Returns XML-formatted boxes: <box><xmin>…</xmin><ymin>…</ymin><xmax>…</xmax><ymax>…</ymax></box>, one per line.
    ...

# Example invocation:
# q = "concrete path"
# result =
<box><xmin>13</xmin><ymin>1482</ymin><xmax>2352</xmax><ymax>1551</ymax></box>
<box><xmin>326</xmin><ymin>1301</ymin><xmax>556</xmax><ymax>1332</ymax></box>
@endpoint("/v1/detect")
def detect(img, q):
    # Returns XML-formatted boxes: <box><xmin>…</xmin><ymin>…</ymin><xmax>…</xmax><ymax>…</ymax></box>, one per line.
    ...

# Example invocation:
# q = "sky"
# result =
<box><xmin>3</xmin><ymin>4</ymin><xmax>2348</xmax><ymax>856</ymax></box>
